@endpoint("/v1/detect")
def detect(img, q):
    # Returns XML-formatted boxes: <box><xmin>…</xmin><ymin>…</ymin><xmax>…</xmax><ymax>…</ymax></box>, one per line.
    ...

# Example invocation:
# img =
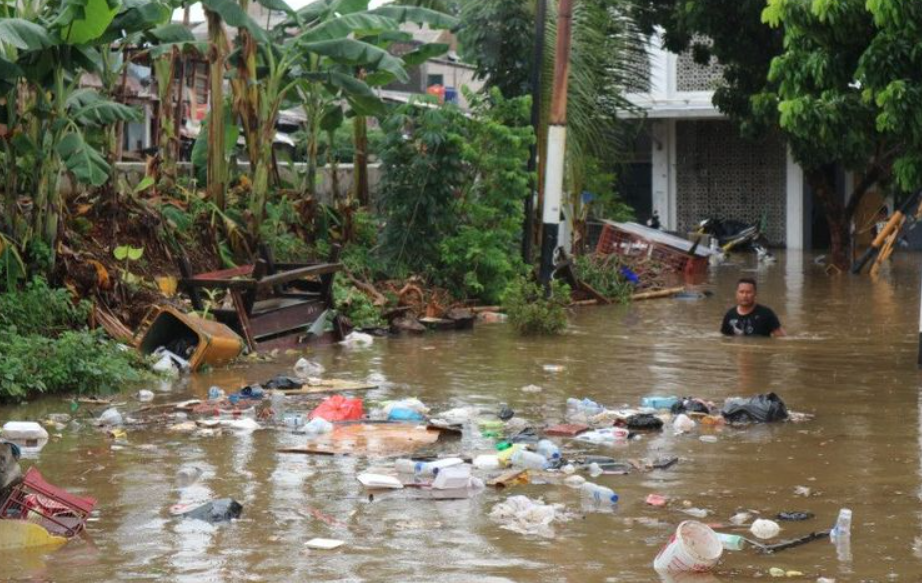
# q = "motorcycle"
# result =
<box><xmin>695</xmin><ymin>218</ymin><xmax>774</xmax><ymax>262</ymax></box>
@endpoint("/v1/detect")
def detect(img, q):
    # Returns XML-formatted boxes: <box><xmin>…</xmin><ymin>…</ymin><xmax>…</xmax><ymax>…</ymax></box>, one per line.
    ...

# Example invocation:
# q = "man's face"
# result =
<box><xmin>736</xmin><ymin>283</ymin><xmax>756</xmax><ymax>309</ymax></box>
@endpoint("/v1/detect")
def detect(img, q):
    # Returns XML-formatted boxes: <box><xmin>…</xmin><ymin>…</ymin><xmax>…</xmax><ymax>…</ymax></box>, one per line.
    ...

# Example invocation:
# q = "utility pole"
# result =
<box><xmin>539</xmin><ymin>0</ymin><xmax>574</xmax><ymax>286</ymax></box>
<box><xmin>523</xmin><ymin>0</ymin><xmax>547</xmax><ymax>265</ymax></box>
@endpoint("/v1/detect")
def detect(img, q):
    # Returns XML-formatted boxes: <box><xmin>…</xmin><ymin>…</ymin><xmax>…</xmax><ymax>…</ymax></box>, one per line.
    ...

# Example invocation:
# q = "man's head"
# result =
<box><xmin>735</xmin><ymin>278</ymin><xmax>757</xmax><ymax>309</ymax></box>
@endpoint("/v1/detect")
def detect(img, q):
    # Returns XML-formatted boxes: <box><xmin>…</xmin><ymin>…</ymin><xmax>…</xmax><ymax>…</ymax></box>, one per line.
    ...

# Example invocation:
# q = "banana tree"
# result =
<box><xmin>0</xmin><ymin>0</ymin><xmax>178</xmax><ymax>266</ymax></box>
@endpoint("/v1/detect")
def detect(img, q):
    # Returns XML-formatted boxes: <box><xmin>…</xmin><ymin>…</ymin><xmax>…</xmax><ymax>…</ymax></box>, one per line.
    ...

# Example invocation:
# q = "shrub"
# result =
<box><xmin>0</xmin><ymin>278</ymin><xmax>90</xmax><ymax>336</ymax></box>
<box><xmin>333</xmin><ymin>280</ymin><xmax>385</xmax><ymax>330</ymax></box>
<box><xmin>502</xmin><ymin>276</ymin><xmax>570</xmax><ymax>335</ymax></box>
<box><xmin>0</xmin><ymin>278</ymin><xmax>150</xmax><ymax>402</ymax></box>
<box><xmin>574</xmin><ymin>254</ymin><xmax>635</xmax><ymax>304</ymax></box>
<box><xmin>0</xmin><ymin>329</ymin><xmax>148</xmax><ymax>401</ymax></box>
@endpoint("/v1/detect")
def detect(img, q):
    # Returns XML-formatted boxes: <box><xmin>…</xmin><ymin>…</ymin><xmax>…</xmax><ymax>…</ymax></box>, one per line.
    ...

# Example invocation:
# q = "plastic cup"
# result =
<box><xmin>653</xmin><ymin>521</ymin><xmax>723</xmax><ymax>573</ymax></box>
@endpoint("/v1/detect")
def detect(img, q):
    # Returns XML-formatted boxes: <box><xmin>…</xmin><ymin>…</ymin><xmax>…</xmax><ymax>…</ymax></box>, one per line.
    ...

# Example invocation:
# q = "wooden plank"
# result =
<box><xmin>180</xmin><ymin>277</ymin><xmax>258</xmax><ymax>291</ymax></box>
<box><xmin>487</xmin><ymin>469</ymin><xmax>528</xmax><ymax>488</ymax></box>
<box><xmin>230</xmin><ymin>290</ymin><xmax>257</xmax><ymax>351</ymax></box>
<box><xmin>269</xmin><ymin>379</ymin><xmax>377</xmax><ymax>395</ymax></box>
<box><xmin>631</xmin><ymin>286</ymin><xmax>685</xmax><ymax>301</ymax></box>
<box><xmin>248</xmin><ymin>299</ymin><xmax>326</xmax><ymax>339</ymax></box>
<box><xmin>255</xmin><ymin>263</ymin><xmax>343</xmax><ymax>290</ymax></box>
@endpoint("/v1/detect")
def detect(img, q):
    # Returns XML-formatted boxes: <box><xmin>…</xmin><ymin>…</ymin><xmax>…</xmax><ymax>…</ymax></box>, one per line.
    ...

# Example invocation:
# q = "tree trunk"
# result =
<box><xmin>328</xmin><ymin>129</ymin><xmax>339</xmax><ymax>203</ymax></box>
<box><xmin>206</xmin><ymin>10</ymin><xmax>228</xmax><ymax>210</ymax></box>
<box><xmin>806</xmin><ymin>168</ymin><xmax>850</xmax><ymax>270</ymax></box>
<box><xmin>353</xmin><ymin>115</ymin><xmax>369</xmax><ymax>206</ymax></box>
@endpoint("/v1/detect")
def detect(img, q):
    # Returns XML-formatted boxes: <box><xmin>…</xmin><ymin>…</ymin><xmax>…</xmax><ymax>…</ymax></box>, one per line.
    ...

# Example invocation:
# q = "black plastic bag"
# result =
<box><xmin>624</xmin><ymin>413</ymin><xmax>664</xmax><ymax>431</ymax></box>
<box><xmin>671</xmin><ymin>398</ymin><xmax>712</xmax><ymax>415</ymax></box>
<box><xmin>721</xmin><ymin>393</ymin><xmax>788</xmax><ymax>423</ymax></box>
<box><xmin>181</xmin><ymin>498</ymin><xmax>243</xmax><ymax>523</ymax></box>
<box><xmin>265</xmin><ymin>375</ymin><xmax>304</xmax><ymax>391</ymax></box>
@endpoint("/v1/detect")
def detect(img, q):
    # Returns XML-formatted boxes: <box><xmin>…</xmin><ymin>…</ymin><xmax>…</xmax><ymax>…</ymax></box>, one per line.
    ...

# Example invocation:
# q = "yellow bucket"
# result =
<box><xmin>138</xmin><ymin>306</ymin><xmax>244</xmax><ymax>371</ymax></box>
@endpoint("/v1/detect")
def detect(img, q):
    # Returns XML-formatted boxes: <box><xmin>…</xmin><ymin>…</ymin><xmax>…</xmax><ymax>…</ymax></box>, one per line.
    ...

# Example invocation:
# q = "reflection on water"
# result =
<box><xmin>4</xmin><ymin>251</ymin><xmax>922</xmax><ymax>581</ymax></box>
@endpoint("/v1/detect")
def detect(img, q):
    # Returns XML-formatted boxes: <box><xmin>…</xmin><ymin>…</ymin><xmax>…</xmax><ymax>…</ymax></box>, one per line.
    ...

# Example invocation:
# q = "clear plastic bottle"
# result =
<box><xmin>832</xmin><ymin>508</ymin><xmax>852</xmax><ymax>539</ymax></box>
<box><xmin>580</xmin><ymin>482</ymin><xmax>618</xmax><ymax>504</ymax></box>
<box><xmin>717</xmin><ymin>532</ymin><xmax>746</xmax><ymax>551</ymax></box>
<box><xmin>536</xmin><ymin>439</ymin><xmax>561</xmax><ymax>461</ymax></box>
<box><xmin>395</xmin><ymin>457</ymin><xmax>463</xmax><ymax>476</ymax></box>
<box><xmin>511</xmin><ymin>449</ymin><xmax>549</xmax><ymax>470</ymax></box>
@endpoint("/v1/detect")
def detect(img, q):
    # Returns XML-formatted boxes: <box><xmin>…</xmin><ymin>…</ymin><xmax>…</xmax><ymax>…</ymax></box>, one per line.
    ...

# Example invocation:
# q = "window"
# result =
<box><xmin>427</xmin><ymin>74</ymin><xmax>444</xmax><ymax>88</ymax></box>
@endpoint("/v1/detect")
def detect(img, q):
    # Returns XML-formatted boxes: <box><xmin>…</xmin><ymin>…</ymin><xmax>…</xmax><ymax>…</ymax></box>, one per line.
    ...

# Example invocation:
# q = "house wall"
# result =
<box><xmin>674</xmin><ymin>120</ymin><xmax>788</xmax><ymax>244</ymax></box>
<box><xmin>425</xmin><ymin>61</ymin><xmax>482</xmax><ymax>109</ymax></box>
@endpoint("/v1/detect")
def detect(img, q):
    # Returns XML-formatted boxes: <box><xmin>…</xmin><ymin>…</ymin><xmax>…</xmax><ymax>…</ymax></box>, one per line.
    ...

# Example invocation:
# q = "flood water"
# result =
<box><xmin>4</xmin><ymin>251</ymin><xmax>922</xmax><ymax>582</ymax></box>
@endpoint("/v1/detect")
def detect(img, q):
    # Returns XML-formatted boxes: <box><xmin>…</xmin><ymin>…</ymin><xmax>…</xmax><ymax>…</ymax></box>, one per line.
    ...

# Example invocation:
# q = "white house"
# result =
<box><xmin>621</xmin><ymin>35</ymin><xmax>882</xmax><ymax>250</ymax></box>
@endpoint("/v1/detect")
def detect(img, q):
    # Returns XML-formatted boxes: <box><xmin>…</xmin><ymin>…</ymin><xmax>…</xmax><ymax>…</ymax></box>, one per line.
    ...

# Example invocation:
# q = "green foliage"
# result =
<box><xmin>581</xmin><ymin>157</ymin><xmax>636</xmax><ymax>222</ymax></box>
<box><xmin>574</xmin><ymin>254</ymin><xmax>633</xmax><ymax>304</ymax></box>
<box><xmin>439</xmin><ymin>89</ymin><xmax>533</xmax><ymax>304</ymax></box>
<box><xmin>260</xmin><ymin>197</ymin><xmax>313</xmax><ymax>262</ymax></box>
<box><xmin>502</xmin><ymin>275</ymin><xmax>570</xmax><ymax>336</ymax></box>
<box><xmin>0</xmin><ymin>328</ymin><xmax>148</xmax><ymax>401</ymax></box>
<box><xmin>457</xmin><ymin>0</ymin><xmax>535</xmax><ymax>98</ymax></box>
<box><xmin>0</xmin><ymin>278</ymin><xmax>149</xmax><ymax>401</ymax></box>
<box><xmin>333</xmin><ymin>280</ymin><xmax>385</xmax><ymax>329</ymax></box>
<box><xmin>0</xmin><ymin>278</ymin><xmax>90</xmax><ymax>336</ymax></box>
<box><xmin>378</xmin><ymin>101</ymin><xmax>467</xmax><ymax>273</ymax></box>
<box><xmin>379</xmin><ymin>91</ymin><xmax>535</xmax><ymax>303</ymax></box>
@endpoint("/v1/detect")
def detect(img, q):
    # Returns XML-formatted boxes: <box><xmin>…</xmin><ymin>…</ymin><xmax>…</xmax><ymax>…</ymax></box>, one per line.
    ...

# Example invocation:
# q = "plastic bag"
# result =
<box><xmin>310</xmin><ymin>395</ymin><xmax>364</xmax><ymax>422</ymax></box>
<box><xmin>624</xmin><ymin>413</ymin><xmax>663</xmax><ymax>431</ymax></box>
<box><xmin>671</xmin><ymin>397</ymin><xmax>713</xmax><ymax>415</ymax></box>
<box><xmin>721</xmin><ymin>393</ymin><xmax>788</xmax><ymax>423</ymax></box>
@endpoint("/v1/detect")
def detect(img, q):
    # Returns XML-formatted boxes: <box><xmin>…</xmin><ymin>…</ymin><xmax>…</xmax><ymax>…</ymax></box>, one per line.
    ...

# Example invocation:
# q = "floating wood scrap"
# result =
<box><xmin>270</xmin><ymin>379</ymin><xmax>377</xmax><ymax>395</ymax></box>
<box><xmin>278</xmin><ymin>422</ymin><xmax>444</xmax><ymax>457</ymax></box>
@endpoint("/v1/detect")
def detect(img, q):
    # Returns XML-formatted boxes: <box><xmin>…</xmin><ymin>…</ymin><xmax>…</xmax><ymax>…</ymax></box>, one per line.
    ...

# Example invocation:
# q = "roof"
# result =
<box><xmin>399</xmin><ymin>22</ymin><xmax>449</xmax><ymax>45</ymax></box>
<box><xmin>601</xmin><ymin>220</ymin><xmax>718</xmax><ymax>257</ymax></box>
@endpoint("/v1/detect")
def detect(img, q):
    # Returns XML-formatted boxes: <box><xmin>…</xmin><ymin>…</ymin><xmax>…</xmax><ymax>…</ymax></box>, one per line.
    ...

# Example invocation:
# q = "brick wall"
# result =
<box><xmin>675</xmin><ymin>120</ymin><xmax>787</xmax><ymax>244</ymax></box>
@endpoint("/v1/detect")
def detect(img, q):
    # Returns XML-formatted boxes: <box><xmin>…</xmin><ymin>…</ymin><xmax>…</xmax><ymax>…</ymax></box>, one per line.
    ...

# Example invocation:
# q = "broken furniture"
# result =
<box><xmin>595</xmin><ymin>220</ymin><xmax>715</xmax><ymax>277</ymax></box>
<box><xmin>178</xmin><ymin>246</ymin><xmax>344</xmax><ymax>351</ymax></box>
<box><xmin>0</xmin><ymin>468</ymin><xmax>97</xmax><ymax>538</ymax></box>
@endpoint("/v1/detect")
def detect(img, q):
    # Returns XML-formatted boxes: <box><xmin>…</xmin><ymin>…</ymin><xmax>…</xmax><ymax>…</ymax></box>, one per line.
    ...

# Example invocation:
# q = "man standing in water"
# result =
<box><xmin>721</xmin><ymin>278</ymin><xmax>785</xmax><ymax>337</ymax></box>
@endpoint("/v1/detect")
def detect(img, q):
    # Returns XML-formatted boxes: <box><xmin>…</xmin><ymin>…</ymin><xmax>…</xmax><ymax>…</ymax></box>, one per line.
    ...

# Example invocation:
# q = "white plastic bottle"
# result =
<box><xmin>580</xmin><ymin>482</ymin><xmax>619</xmax><ymax>504</ymax></box>
<box><xmin>536</xmin><ymin>439</ymin><xmax>561</xmax><ymax>461</ymax></box>
<box><xmin>510</xmin><ymin>449</ymin><xmax>548</xmax><ymax>470</ymax></box>
<box><xmin>395</xmin><ymin>457</ymin><xmax>463</xmax><ymax>476</ymax></box>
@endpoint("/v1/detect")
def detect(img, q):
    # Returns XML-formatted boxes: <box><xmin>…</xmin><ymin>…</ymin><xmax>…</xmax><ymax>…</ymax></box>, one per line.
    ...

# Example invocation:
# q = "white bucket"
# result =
<box><xmin>653</xmin><ymin>520</ymin><xmax>723</xmax><ymax>573</ymax></box>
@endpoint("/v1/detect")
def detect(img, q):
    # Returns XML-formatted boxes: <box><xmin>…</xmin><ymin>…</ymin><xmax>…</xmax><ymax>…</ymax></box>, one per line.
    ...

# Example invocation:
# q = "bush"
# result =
<box><xmin>502</xmin><ymin>276</ymin><xmax>570</xmax><ymax>335</ymax></box>
<box><xmin>333</xmin><ymin>280</ymin><xmax>385</xmax><ymax>330</ymax></box>
<box><xmin>574</xmin><ymin>254</ymin><xmax>634</xmax><ymax>304</ymax></box>
<box><xmin>0</xmin><ymin>278</ymin><xmax>90</xmax><ymax>336</ymax></box>
<box><xmin>0</xmin><ymin>329</ymin><xmax>148</xmax><ymax>401</ymax></box>
<box><xmin>0</xmin><ymin>278</ymin><xmax>150</xmax><ymax>402</ymax></box>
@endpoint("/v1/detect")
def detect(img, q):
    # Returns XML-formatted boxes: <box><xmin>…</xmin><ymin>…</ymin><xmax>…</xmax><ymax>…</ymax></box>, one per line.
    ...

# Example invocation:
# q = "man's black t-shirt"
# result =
<box><xmin>720</xmin><ymin>304</ymin><xmax>781</xmax><ymax>337</ymax></box>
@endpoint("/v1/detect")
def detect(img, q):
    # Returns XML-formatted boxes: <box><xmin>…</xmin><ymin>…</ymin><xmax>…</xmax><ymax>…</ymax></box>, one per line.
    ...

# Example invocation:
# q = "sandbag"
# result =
<box><xmin>310</xmin><ymin>395</ymin><xmax>364</xmax><ymax>422</ymax></box>
<box><xmin>721</xmin><ymin>393</ymin><xmax>788</xmax><ymax>423</ymax></box>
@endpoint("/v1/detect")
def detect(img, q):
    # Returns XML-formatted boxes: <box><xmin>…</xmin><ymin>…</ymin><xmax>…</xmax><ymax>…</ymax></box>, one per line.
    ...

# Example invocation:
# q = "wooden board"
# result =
<box><xmin>270</xmin><ymin>379</ymin><xmax>377</xmax><ymax>395</ymax></box>
<box><xmin>278</xmin><ymin>422</ymin><xmax>442</xmax><ymax>457</ymax></box>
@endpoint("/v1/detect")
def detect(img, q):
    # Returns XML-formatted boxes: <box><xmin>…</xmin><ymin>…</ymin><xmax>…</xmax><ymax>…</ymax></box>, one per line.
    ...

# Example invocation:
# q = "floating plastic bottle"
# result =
<box><xmin>536</xmin><ymin>439</ymin><xmax>561</xmax><ymax>461</ymax></box>
<box><xmin>830</xmin><ymin>508</ymin><xmax>853</xmax><ymax>562</ymax></box>
<box><xmin>580</xmin><ymin>482</ymin><xmax>619</xmax><ymax>504</ymax></box>
<box><xmin>716</xmin><ymin>532</ymin><xmax>746</xmax><ymax>551</ymax></box>
<box><xmin>511</xmin><ymin>449</ymin><xmax>549</xmax><ymax>470</ymax></box>
<box><xmin>395</xmin><ymin>457</ymin><xmax>463</xmax><ymax>476</ymax></box>
<box><xmin>640</xmin><ymin>396</ymin><xmax>679</xmax><ymax>410</ymax></box>
<box><xmin>566</xmin><ymin>397</ymin><xmax>604</xmax><ymax>417</ymax></box>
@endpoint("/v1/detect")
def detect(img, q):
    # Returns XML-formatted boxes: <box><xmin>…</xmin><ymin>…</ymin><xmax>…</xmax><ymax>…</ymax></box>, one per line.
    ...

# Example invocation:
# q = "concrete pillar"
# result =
<box><xmin>650</xmin><ymin>119</ymin><xmax>678</xmax><ymax>231</ymax></box>
<box><xmin>785</xmin><ymin>148</ymin><xmax>804</xmax><ymax>250</ymax></box>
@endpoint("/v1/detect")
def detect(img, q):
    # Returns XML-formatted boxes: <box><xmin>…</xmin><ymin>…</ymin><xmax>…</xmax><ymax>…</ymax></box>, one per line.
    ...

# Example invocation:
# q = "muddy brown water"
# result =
<box><xmin>4</xmin><ymin>251</ymin><xmax>922</xmax><ymax>582</ymax></box>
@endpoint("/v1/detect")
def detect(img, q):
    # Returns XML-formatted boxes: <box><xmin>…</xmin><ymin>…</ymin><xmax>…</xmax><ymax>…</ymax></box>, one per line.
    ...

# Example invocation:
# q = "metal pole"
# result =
<box><xmin>523</xmin><ymin>0</ymin><xmax>547</xmax><ymax>265</ymax></box>
<box><xmin>539</xmin><ymin>0</ymin><xmax>575</xmax><ymax>286</ymax></box>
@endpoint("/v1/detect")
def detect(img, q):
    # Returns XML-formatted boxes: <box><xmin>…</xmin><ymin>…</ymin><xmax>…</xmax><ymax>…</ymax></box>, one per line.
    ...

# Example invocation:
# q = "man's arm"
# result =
<box><xmin>768</xmin><ymin>310</ymin><xmax>785</xmax><ymax>337</ymax></box>
<box><xmin>720</xmin><ymin>311</ymin><xmax>733</xmax><ymax>335</ymax></box>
